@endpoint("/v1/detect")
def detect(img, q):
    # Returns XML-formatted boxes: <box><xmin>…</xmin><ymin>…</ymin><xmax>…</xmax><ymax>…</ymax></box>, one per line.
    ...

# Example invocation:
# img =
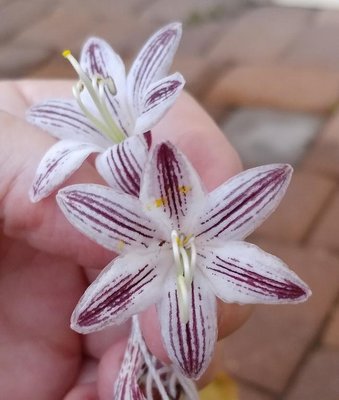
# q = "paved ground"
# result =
<box><xmin>1</xmin><ymin>0</ymin><xmax>339</xmax><ymax>399</ymax></box>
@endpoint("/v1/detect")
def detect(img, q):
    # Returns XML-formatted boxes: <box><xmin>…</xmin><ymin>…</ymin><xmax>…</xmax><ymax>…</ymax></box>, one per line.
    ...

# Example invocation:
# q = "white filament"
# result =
<box><xmin>171</xmin><ymin>230</ymin><xmax>197</xmax><ymax>324</ymax></box>
<box><xmin>63</xmin><ymin>51</ymin><xmax>125</xmax><ymax>143</ymax></box>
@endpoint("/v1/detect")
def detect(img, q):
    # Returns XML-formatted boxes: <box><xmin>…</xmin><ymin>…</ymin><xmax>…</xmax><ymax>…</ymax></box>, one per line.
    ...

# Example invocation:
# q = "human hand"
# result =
<box><xmin>0</xmin><ymin>80</ymin><xmax>251</xmax><ymax>400</ymax></box>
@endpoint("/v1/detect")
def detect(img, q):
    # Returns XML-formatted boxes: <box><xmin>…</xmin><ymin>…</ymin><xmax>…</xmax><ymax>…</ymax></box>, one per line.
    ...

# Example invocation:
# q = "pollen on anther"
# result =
<box><xmin>62</xmin><ymin>49</ymin><xmax>72</xmax><ymax>58</ymax></box>
<box><xmin>154</xmin><ymin>197</ymin><xmax>166</xmax><ymax>207</ymax></box>
<box><xmin>179</xmin><ymin>185</ymin><xmax>192</xmax><ymax>194</ymax></box>
<box><xmin>117</xmin><ymin>240</ymin><xmax>125</xmax><ymax>252</ymax></box>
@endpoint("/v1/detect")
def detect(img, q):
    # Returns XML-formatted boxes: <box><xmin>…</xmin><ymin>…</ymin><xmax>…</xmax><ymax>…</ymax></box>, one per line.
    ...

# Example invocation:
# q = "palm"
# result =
<box><xmin>0</xmin><ymin>237</ymin><xmax>82</xmax><ymax>399</ymax></box>
<box><xmin>0</xmin><ymin>81</ymin><xmax>248</xmax><ymax>399</ymax></box>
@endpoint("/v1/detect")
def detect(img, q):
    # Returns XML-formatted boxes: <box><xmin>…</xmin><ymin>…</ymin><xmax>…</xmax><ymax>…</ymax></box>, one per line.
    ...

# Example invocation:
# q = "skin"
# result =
<box><xmin>0</xmin><ymin>80</ymin><xmax>252</xmax><ymax>400</ymax></box>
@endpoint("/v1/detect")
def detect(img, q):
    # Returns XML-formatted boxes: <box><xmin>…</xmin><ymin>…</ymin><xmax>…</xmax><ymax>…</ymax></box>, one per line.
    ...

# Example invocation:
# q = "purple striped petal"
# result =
<box><xmin>80</xmin><ymin>36</ymin><xmax>126</xmax><ymax>92</ymax></box>
<box><xmin>71</xmin><ymin>250</ymin><xmax>169</xmax><ymax>333</ymax></box>
<box><xmin>157</xmin><ymin>271</ymin><xmax>217</xmax><ymax>379</ymax></box>
<box><xmin>128</xmin><ymin>22</ymin><xmax>182</xmax><ymax>113</ymax></box>
<box><xmin>200</xmin><ymin>241</ymin><xmax>311</xmax><ymax>304</ymax></box>
<box><xmin>30</xmin><ymin>140</ymin><xmax>102</xmax><ymax>202</ymax></box>
<box><xmin>57</xmin><ymin>184</ymin><xmax>157</xmax><ymax>252</ymax></box>
<box><xmin>134</xmin><ymin>73</ymin><xmax>185</xmax><ymax>135</ymax></box>
<box><xmin>27</xmin><ymin>99</ymin><xmax>110</xmax><ymax>147</ymax></box>
<box><xmin>114</xmin><ymin>319</ymin><xmax>146</xmax><ymax>400</ymax></box>
<box><xmin>140</xmin><ymin>142</ymin><xmax>206</xmax><ymax>238</ymax></box>
<box><xmin>96</xmin><ymin>131</ymin><xmax>152</xmax><ymax>196</ymax></box>
<box><xmin>197</xmin><ymin>164</ymin><xmax>292</xmax><ymax>242</ymax></box>
<box><xmin>79</xmin><ymin>37</ymin><xmax>134</xmax><ymax>136</ymax></box>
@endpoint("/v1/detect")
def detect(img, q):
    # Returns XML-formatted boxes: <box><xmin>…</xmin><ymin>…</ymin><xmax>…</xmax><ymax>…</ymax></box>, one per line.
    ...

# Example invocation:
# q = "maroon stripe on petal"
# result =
<box><xmin>166</xmin><ymin>282</ymin><xmax>212</xmax><ymax>379</ymax></box>
<box><xmin>132</xmin><ymin>25</ymin><xmax>180</xmax><ymax>107</ymax></box>
<box><xmin>156</xmin><ymin>143</ymin><xmax>189</xmax><ymax>227</ymax></box>
<box><xmin>143</xmin><ymin>79</ymin><xmax>182</xmax><ymax>113</ymax></box>
<box><xmin>77</xmin><ymin>264</ymin><xmax>157</xmax><ymax>328</ymax></box>
<box><xmin>29</xmin><ymin>102</ymin><xmax>105</xmax><ymax>139</ymax></box>
<box><xmin>207</xmin><ymin>256</ymin><xmax>307</xmax><ymax>300</ymax></box>
<box><xmin>199</xmin><ymin>166</ymin><xmax>290</xmax><ymax>238</ymax></box>
<box><xmin>66</xmin><ymin>189</ymin><xmax>154</xmax><ymax>241</ymax></box>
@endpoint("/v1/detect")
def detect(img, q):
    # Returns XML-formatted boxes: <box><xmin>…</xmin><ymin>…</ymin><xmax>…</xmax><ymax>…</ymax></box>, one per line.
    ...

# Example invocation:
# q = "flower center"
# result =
<box><xmin>171</xmin><ymin>230</ymin><xmax>197</xmax><ymax>324</ymax></box>
<box><xmin>62</xmin><ymin>50</ymin><xmax>126</xmax><ymax>143</ymax></box>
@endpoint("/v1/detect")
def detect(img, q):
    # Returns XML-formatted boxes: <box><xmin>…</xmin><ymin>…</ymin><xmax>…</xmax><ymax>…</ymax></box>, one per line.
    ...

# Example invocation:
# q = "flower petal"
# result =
<box><xmin>96</xmin><ymin>131</ymin><xmax>151</xmax><ymax>196</ymax></box>
<box><xmin>71</xmin><ymin>249</ymin><xmax>170</xmax><ymax>333</ymax></box>
<box><xmin>128</xmin><ymin>22</ymin><xmax>182</xmax><ymax>113</ymax></box>
<box><xmin>79</xmin><ymin>37</ymin><xmax>134</xmax><ymax>136</ymax></box>
<box><xmin>80</xmin><ymin>36</ymin><xmax>126</xmax><ymax>92</ymax></box>
<box><xmin>133</xmin><ymin>73</ymin><xmax>185</xmax><ymax>135</ymax></box>
<box><xmin>57</xmin><ymin>184</ymin><xmax>157</xmax><ymax>252</ymax></box>
<box><xmin>140</xmin><ymin>142</ymin><xmax>206</xmax><ymax>238</ymax></box>
<box><xmin>27</xmin><ymin>99</ymin><xmax>110</xmax><ymax>147</ymax></box>
<box><xmin>197</xmin><ymin>164</ymin><xmax>292</xmax><ymax>242</ymax></box>
<box><xmin>157</xmin><ymin>271</ymin><xmax>217</xmax><ymax>379</ymax></box>
<box><xmin>30</xmin><ymin>140</ymin><xmax>101</xmax><ymax>202</ymax></box>
<box><xmin>114</xmin><ymin>318</ymin><xmax>146</xmax><ymax>400</ymax></box>
<box><xmin>200</xmin><ymin>241</ymin><xmax>311</xmax><ymax>304</ymax></box>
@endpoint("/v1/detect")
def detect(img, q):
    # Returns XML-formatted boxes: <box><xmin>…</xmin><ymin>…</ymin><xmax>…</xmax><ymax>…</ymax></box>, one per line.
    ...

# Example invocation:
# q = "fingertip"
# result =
<box><xmin>217</xmin><ymin>301</ymin><xmax>254</xmax><ymax>340</ymax></box>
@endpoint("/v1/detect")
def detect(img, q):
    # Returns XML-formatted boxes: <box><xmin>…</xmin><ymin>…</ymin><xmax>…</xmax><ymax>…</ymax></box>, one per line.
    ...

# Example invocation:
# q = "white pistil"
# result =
<box><xmin>171</xmin><ymin>230</ymin><xmax>197</xmax><ymax>324</ymax></box>
<box><xmin>62</xmin><ymin>50</ymin><xmax>125</xmax><ymax>144</ymax></box>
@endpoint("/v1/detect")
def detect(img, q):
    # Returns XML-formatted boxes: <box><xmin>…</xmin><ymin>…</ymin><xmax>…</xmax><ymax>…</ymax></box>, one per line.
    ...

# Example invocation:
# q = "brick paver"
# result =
<box><xmin>238</xmin><ymin>384</ymin><xmax>274</xmax><ymax>400</ymax></box>
<box><xmin>204</xmin><ymin>66</ymin><xmax>339</xmax><ymax>117</ymax></box>
<box><xmin>222</xmin><ymin>241</ymin><xmax>339</xmax><ymax>393</ymax></box>
<box><xmin>322</xmin><ymin>304</ymin><xmax>339</xmax><ymax>348</ymax></box>
<box><xmin>1</xmin><ymin>2</ymin><xmax>339</xmax><ymax>399</ymax></box>
<box><xmin>208</xmin><ymin>7</ymin><xmax>312</xmax><ymax>66</ymax></box>
<box><xmin>254</xmin><ymin>171</ymin><xmax>336</xmax><ymax>243</ymax></box>
<box><xmin>285</xmin><ymin>348</ymin><xmax>339</xmax><ymax>400</ymax></box>
<box><xmin>308</xmin><ymin>190</ymin><xmax>339</xmax><ymax>252</ymax></box>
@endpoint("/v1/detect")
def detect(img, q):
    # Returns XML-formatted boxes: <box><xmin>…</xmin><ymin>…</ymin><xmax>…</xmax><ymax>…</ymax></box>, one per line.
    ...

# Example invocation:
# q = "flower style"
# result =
<box><xmin>27</xmin><ymin>23</ymin><xmax>185</xmax><ymax>202</ymax></box>
<box><xmin>57</xmin><ymin>142</ymin><xmax>311</xmax><ymax>379</ymax></box>
<box><xmin>115</xmin><ymin>316</ymin><xmax>198</xmax><ymax>400</ymax></box>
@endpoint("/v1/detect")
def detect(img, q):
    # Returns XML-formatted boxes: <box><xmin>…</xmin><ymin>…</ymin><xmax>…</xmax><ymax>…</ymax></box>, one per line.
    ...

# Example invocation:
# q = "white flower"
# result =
<box><xmin>57</xmin><ymin>142</ymin><xmax>311</xmax><ymax>379</ymax></box>
<box><xmin>27</xmin><ymin>23</ymin><xmax>185</xmax><ymax>202</ymax></box>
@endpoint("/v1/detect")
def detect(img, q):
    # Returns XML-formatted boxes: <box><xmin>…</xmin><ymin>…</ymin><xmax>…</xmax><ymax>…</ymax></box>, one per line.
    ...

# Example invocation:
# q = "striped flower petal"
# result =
<box><xmin>157</xmin><ymin>270</ymin><xmax>217</xmax><ymax>379</ymax></box>
<box><xmin>114</xmin><ymin>318</ymin><xmax>146</xmax><ymax>400</ymax></box>
<box><xmin>128</xmin><ymin>22</ymin><xmax>182</xmax><ymax>114</ymax></box>
<box><xmin>134</xmin><ymin>73</ymin><xmax>185</xmax><ymax>135</ymax></box>
<box><xmin>140</xmin><ymin>142</ymin><xmax>206</xmax><ymax>238</ymax></box>
<box><xmin>57</xmin><ymin>184</ymin><xmax>157</xmax><ymax>252</ymax></box>
<box><xmin>71</xmin><ymin>249</ymin><xmax>170</xmax><ymax>333</ymax></box>
<box><xmin>200</xmin><ymin>241</ymin><xmax>311</xmax><ymax>304</ymax></box>
<box><xmin>197</xmin><ymin>164</ymin><xmax>292</xmax><ymax>242</ymax></box>
<box><xmin>30</xmin><ymin>140</ymin><xmax>102</xmax><ymax>202</ymax></box>
<box><xmin>96</xmin><ymin>131</ymin><xmax>152</xmax><ymax>196</ymax></box>
<box><xmin>27</xmin><ymin>99</ymin><xmax>110</xmax><ymax>147</ymax></box>
<box><xmin>79</xmin><ymin>37</ymin><xmax>134</xmax><ymax>136</ymax></box>
<box><xmin>80</xmin><ymin>36</ymin><xmax>126</xmax><ymax>92</ymax></box>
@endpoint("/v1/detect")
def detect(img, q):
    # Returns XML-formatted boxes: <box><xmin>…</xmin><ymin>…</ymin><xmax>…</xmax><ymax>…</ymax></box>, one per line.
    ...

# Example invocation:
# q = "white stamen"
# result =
<box><xmin>177</xmin><ymin>275</ymin><xmax>189</xmax><ymax>323</ymax></box>
<box><xmin>62</xmin><ymin>50</ymin><xmax>125</xmax><ymax>143</ymax></box>
<box><xmin>171</xmin><ymin>230</ymin><xmax>197</xmax><ymax>325</ymax></box>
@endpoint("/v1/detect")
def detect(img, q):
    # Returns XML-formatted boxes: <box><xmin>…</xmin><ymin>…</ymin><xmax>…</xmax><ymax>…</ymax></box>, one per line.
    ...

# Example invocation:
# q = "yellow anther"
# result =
<box><xmin>179</xmin><ymin>185</ymin><xmax>192</xmax><ymax>194</ymax></box>
<box><xmin>62</xmin><ymin>49</ymin><xmax>72</xmax><ymax>58</ymax></box>
<box><xmin>154</xmin><ymin>197</ymin><xmax>166</xmax><ymax>207</ymax></box>
<box><xmin>182</xmin><ymin>234</ymin><xmax>192</xmax><ymax>246</ymax></box>
<box><xmin>176</xmin><ymin>236</ymin><xmax>184</xmax><ymax>247</ymax></box>
<box><xmin>117</xmin><ymin>240</ymin><xmax>125</xmax><ymax>252</ymax></box>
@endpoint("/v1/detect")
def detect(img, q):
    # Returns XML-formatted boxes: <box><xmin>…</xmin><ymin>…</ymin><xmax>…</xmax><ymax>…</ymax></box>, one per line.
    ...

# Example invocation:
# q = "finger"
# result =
<box><xmin>63</xmin><ymin>383</ymin><xmax>98</xmax><ymax>400</ymax></box>
<box><xmin>97</xmin><ymin>339</ymin><xmax>128</xmax><ymax>400</ymax></box>
<box><xmin>0</xmin><ymin>80</ymin><xmax>74</xmax><ymax>117</ymax></box>
<box><xmin>0</xmin><ymin>110</ymin><xmax>113</xmax><ymax>268</ymax></box>
<box><xmin>63</xmin><ymin>357</ymin><xmax>98</xmax><ymax>400</ymax></box>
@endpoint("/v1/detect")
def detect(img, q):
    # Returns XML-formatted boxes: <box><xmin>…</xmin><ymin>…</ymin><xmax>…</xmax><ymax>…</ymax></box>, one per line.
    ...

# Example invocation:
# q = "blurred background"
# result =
<box><xmin>2</xmin><ymin>0</ymin><xmax>339</xmax><ymax>399</ymax></box>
